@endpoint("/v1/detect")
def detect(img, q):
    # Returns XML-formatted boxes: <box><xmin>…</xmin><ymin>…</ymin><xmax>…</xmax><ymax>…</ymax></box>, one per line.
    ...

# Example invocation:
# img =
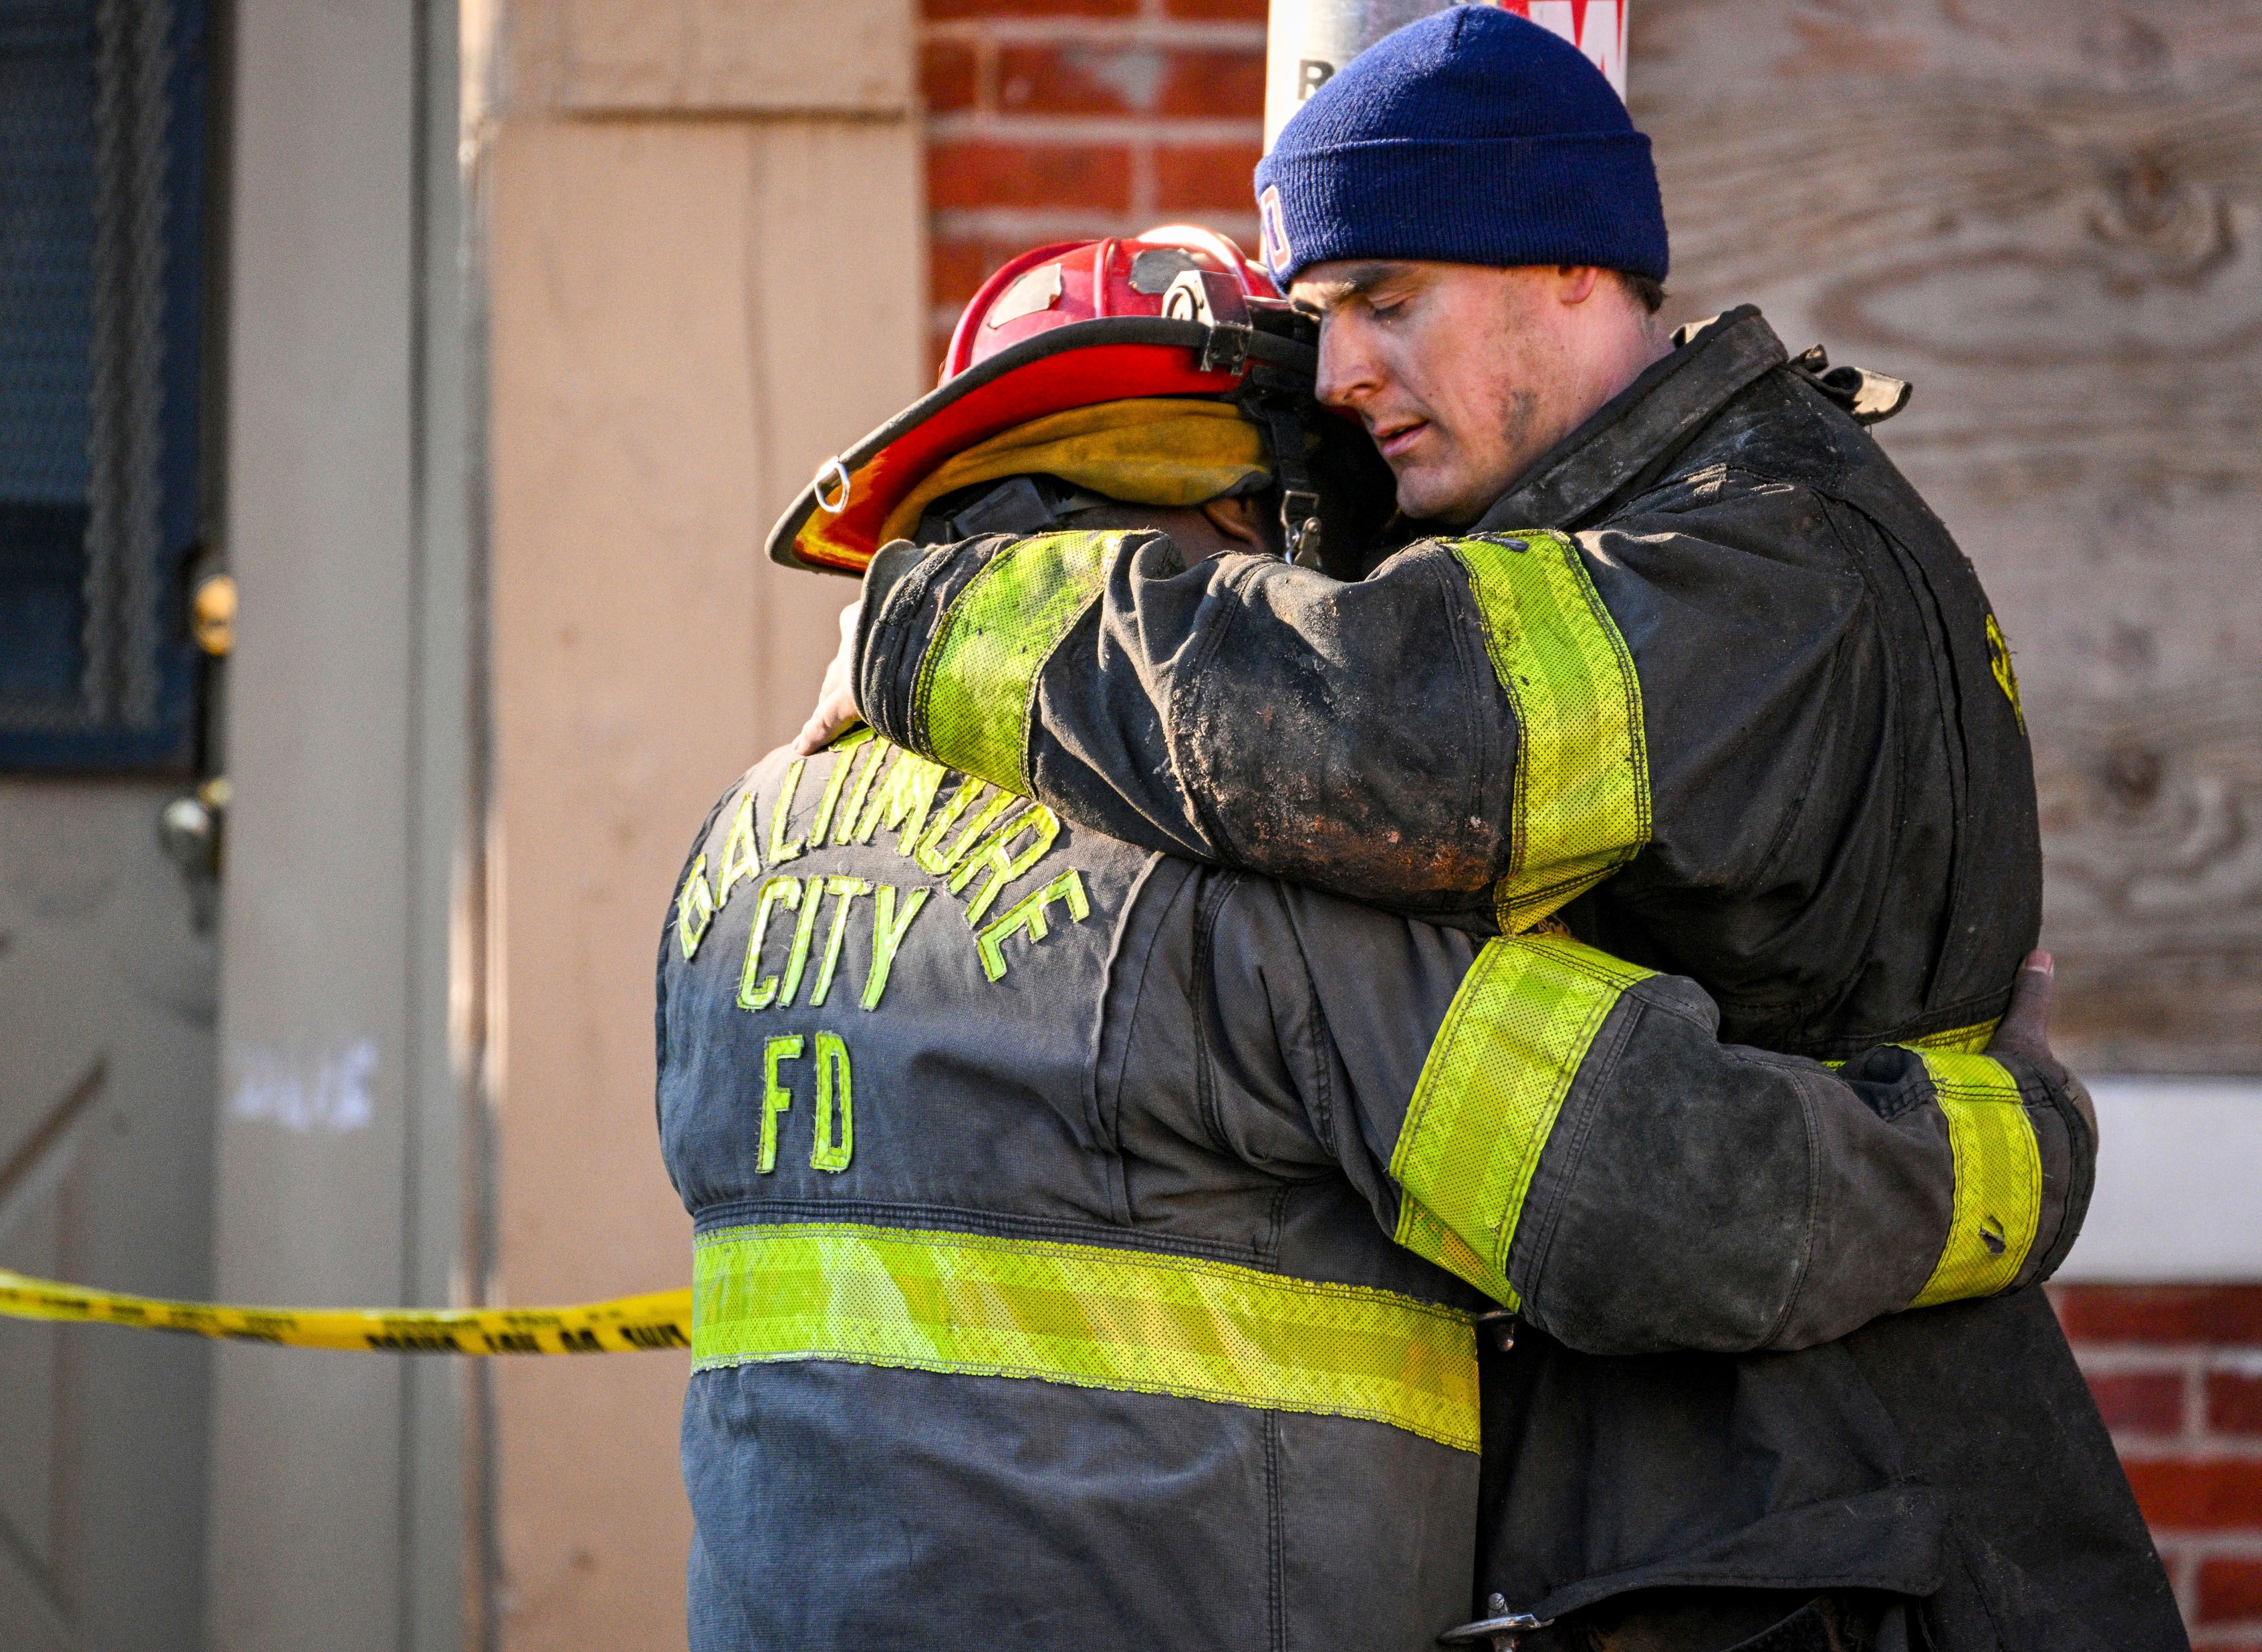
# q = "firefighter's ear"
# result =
<box><xmin>1199</xmin><ymin>494</ymin><xmax>1275</xmax><ymax>554</ymax></box>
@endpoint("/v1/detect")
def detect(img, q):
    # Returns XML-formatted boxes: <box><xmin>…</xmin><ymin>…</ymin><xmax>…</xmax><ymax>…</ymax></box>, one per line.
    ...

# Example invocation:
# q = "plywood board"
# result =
<box><xmin>1637</xmin><ymin>0</ymin><xmax>2262</xmax><ymax>1070</ymax></box>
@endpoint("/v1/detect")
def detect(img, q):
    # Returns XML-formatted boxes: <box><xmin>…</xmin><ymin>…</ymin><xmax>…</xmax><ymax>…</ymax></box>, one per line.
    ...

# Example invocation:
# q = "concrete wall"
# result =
<box><xmin>477</xmin><ymin>1</ymin><xmax>924</xmax><ymax>1641</ymax></box>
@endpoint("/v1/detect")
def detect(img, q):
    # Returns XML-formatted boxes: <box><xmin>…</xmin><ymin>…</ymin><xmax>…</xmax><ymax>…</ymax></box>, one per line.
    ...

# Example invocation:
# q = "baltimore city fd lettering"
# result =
<box><xmin>668</xmin><ymin>726</ymin><xmax>1094</xmax><ymax>1182</ymax></box>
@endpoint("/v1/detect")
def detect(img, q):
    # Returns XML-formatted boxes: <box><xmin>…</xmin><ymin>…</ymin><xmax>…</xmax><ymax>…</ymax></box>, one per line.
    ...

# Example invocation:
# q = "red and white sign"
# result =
<box><xmin>1265</xmin><ymin>1</ymin><xmax>1630</xmax><ymax>150</ymax></box>
<box><xmin>1499</xmin><ymin>1</ymin><xmax>1626</xmax><ymax>98</ymax></box>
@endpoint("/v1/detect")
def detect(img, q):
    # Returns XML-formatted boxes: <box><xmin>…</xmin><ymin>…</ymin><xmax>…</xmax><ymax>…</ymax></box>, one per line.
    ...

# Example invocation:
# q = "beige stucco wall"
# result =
<box><xmin>481</xmin><ymin>3</ymin><xmax>923</xmax><ymax>1641</ymax></box>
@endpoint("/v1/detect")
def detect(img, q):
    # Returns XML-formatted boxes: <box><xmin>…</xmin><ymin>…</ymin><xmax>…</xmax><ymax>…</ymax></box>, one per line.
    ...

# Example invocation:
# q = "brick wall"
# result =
<box><xmin>921</xmin><ymin>0</ymin><xmax>1267</xmax><ymax>366</ymax></box>
<box><xmin>2057</xmin><ymin>1286</ymin><xmax>2262</xmax><ymax>1649</ymax></box>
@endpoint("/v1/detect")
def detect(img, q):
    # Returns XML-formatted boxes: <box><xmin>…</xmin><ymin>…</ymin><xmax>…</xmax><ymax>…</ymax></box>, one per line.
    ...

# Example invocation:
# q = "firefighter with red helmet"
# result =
<box><xmin>662</xmin><ymin>225</ymin><xmax>2099</xmax><ymax>1650</ymax></box>
<box><xmin>770</xmin><ymin>11</ymin><xmax>2179</xmax><ymax>1652</ymax></box>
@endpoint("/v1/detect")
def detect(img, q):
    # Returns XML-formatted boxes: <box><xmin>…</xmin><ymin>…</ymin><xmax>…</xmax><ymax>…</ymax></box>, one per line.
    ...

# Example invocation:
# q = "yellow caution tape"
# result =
<box><xmin>0</xmin><ymin>1268</ymin><xmax>693</xmax><ymax>1355</ymax></box>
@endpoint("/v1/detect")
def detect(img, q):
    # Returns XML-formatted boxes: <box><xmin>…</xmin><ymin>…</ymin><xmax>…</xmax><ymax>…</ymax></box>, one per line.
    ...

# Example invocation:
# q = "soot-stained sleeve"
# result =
<box><xmin>1503</xmin><ymin>973</ymin><xmax>2092</xmax><ymax>1357</ymax></box>
<box><xmin>858</xmin><ymin>491</ymin><xmax>1880</xmax><ymax>952</ymax></box>
<box><xmin>1146</xmin><ymin>874</ymin><xmax>2095</xmax><ymax>1358</ymax></box>
<box><xmin>857</xmin><ymin>527</ymin><xmax>1517</xmax><ymax>922</ymax></box>
<box><xmin>1241</xmin><ymin>918</ymin><xmax>2096</xmax><ymax>1355</ymax></box>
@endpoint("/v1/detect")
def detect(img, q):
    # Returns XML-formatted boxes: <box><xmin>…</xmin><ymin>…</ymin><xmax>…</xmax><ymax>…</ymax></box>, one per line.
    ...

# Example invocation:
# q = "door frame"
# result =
<box><xmin>206</xmin><ymin>1</ymin><xmax>480</xmax><ymax>1647</ymax></box>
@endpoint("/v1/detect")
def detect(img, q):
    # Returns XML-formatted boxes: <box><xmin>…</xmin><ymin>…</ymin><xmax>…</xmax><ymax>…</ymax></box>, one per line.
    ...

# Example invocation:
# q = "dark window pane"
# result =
<box><xmin>0</xmin><ymin>0</ymin><xmax>205</xmax><ymax>770</ymax></box>
<box><xmin>0</xmin><ymin>501</ymin><xmax>89</xmax><ymax>706</ymax></box>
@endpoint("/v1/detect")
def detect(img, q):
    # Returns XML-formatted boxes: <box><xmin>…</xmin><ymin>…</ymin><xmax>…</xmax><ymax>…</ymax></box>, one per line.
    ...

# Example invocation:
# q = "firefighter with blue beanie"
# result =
<box><xmin>1253</xmin><ymin>5</ymin><xmax>1667</xmax><ymax>292</ymax></box>
<box><xmin>790</xmin><ymin>9</ymin><xmax>2184</xmax><ymax>1650</ymax></box>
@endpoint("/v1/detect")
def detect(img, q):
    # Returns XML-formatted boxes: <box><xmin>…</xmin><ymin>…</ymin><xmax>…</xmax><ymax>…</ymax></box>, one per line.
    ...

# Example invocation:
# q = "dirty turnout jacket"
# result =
<box><xmin>657</xmin><ymin>733</ymin><xmax>2088</xmax><ymax>1650</ymax></box>
<box><xmin>845</xmin><ymin>309</ymin><xmax>2182</xmax><ymax>1650</ymax></box>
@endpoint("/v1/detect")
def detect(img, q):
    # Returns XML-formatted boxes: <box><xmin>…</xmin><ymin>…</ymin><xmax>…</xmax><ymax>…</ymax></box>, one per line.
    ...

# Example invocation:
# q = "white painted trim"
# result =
<box><xmin>2055</xmin><ymin>1077</ymin><xmax>2262</xmax><ymax>1283</ymax></box>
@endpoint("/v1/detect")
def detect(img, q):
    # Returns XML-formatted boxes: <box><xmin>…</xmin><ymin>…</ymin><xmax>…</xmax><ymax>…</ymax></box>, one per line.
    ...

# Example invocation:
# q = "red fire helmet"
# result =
<box><xmin>767</xmin><ymin>225</ymin><xmax>1317</xmax><ymax>577</ymax></box>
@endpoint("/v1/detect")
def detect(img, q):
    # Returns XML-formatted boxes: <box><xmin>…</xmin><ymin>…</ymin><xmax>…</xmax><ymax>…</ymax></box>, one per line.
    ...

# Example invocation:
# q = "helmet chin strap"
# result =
<box><xmin>1156</xmin><ymin>267</ymin><xmax>1327</xmax><ymax>567</ymax></box>
<box><xmin>1255</xmin><ymin>394</ymin><xmax>1324</xmax><ymax>568</ymax></box>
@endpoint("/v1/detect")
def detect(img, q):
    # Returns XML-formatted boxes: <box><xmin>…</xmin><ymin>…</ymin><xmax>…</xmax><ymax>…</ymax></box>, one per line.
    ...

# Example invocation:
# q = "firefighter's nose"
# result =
<box><xmin>1314</xmin><ymin>314</ymin><xmax>1383</xmax><ymax>414</ymax></box>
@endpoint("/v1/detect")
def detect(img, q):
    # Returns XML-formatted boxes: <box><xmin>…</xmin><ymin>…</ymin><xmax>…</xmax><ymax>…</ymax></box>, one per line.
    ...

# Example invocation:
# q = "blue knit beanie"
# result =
<box><xmin>1253</xmin><ymin>6</ymin><xmax>1667</xmax><ymax>287</ymax></box>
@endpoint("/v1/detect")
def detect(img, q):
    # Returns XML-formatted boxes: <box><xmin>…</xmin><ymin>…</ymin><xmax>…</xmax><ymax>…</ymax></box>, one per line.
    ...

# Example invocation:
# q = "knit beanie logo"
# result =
<box><xmin>1258</xmin><ymin>186</ymin><xmax>1294</xmax><ymax>287</ymax></box>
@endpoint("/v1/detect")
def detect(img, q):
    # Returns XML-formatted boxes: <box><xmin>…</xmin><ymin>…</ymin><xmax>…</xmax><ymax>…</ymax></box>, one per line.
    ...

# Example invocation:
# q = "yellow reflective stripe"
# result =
<box><xmin>1390</xmin><ymin>934</ymin><xmax>1653</xmax><ymax>1308</ymax></box>
<box><xmin>912</xmin><ymin>531</ymin><xmax>1128</xmax><ymax>795</ymax></box>
<box><xmin>692</xmin><ymin>1222</ymin><xmax>1479</xmax><ymax>1452</ymax></box>
<box><xmin>1908</xmin><ymin>1019</ymin><xmax>1999</xmax><ymax>1056</ymax></box>
<box><xmin>1823</xmin><ymin>1019</ymin><xmax>2001</xmax><ymax>1071</ymax></box>
<box><xmin>1906</xmin><ymin>1049</ymin><xmax>2042</xmax><ymax>1309</ymax></box>
<box><xmin>1445</xmin><ymin>533</ymin><xmax>1650</xmax><ymax>934</ymax></box>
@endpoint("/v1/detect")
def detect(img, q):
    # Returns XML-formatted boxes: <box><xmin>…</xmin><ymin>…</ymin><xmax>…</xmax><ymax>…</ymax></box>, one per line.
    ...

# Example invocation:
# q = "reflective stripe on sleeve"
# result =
<box><xmin>1388</xmin><ymin>934</ymin><xmax>1654</xmax><ymax>1309</ymax></box>
<box><xmin>1906</xmin><ymin>1049</ymin><xmax>2043</xmax><ymax>1308</ymax></box>
<box><xmin>1444</xmin><ymin>532</ymin><xmax>1651</xmax><ymax>934</ymax></box>
<box><xmin>910</xmin><ymin>531</ymin><xmax>1127</xmax><ymax>795</ymax></box>
<box><xmin>1823</xmin><ymin>1020</ymin><xmax>2001</xmax><ymax>1071</ymax></box>
<box><xmin>692</xmin><ymin>1221</ymin><xmax>1480</xmax><ymax>1452</ymax></box>
<box><xmin>1908</xmin><ymin>1020</ymin><xmax>1999</xmax><ymax>1055</ymax></box>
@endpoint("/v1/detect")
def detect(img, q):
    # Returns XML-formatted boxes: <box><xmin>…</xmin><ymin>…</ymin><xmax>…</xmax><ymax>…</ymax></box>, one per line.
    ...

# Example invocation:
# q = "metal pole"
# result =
<box><xmin>1263</xmin><ymin>0</ymin><xmax>1629</xmax><ymax>150</ymax></box>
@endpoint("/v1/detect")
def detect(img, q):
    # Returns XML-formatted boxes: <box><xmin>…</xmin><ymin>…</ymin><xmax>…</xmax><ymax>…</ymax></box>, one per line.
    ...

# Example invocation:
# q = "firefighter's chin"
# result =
<box><xmin>1384</xmin><ymin>440</ymin><xmax>1495</xmax><ymax>529</ymax></box>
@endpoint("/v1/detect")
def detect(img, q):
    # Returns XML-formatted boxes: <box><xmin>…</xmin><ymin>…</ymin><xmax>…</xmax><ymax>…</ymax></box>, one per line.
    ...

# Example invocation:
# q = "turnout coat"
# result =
<box><xmin>845</xmin><ymin>308</ymin><xmax>2182</xmax><ymax>1649</ymax></box>
<box><xmin>659</xmin><ymin>733</ymin><xmax>2089</xmax><ymax>1651</ymax></box>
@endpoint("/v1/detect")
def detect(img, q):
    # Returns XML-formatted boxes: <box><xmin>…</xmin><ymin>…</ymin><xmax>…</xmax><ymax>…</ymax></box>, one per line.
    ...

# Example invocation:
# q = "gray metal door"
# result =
<box><xmin>0</xmin><ymin>0</ymin><xmax>219</xmax><ymax>1643</ymax></box>
<box><xmin>0</xmin><ymin>779</ymin><xmax>215</xmax><ymax>1650</ymax></box>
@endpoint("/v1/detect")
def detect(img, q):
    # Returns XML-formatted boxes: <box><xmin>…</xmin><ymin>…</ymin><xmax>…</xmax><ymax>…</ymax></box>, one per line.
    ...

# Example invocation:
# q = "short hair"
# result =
<box><xmin>1615</xmin><ymin>270</ymin><xmax>1666</xmax><ymax>315</ymax></box>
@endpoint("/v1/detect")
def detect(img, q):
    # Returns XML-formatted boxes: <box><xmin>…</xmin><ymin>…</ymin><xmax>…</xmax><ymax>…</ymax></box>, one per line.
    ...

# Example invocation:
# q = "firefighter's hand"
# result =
<box><xmin>793</xmin><ymin>600</ymin><xmax>864</xmax><ymax>756</ymax></box>
<box><xmin>1986</xmin><ymin>950</ymin><xmax>2100</xmax><ymax>1146</ymax></box>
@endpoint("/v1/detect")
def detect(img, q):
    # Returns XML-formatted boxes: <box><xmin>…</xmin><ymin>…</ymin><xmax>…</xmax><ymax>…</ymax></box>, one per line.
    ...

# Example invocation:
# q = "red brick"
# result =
<box><xmin>991</xmin><ymin>45</ymin><xmax>1263</xmax><ymax>118</ymax></box>
<box><xmin>1159</xmin><ymin>48</ymin><xmax>1266</xmax><ymax>118</ymax></box>
<box><xmin>2087</xmin><ymin>1370</ymin><xmax>2186</xmax><ymax>1435</ymax></box>
<box><xmin>997</xmin><ymin>43</ymin><xmax>1152</xmax><ymax>114</ymax></box>
<box><xmin>2122</xmin><ymin>1457</ymin><xmax>2262</xmax><ymax>1530</ymax></box>
<box><xmin>2054</xmin><ymin>1285</ymin><xmax>2262</xmax><ymax>1346</ymax></box>
<box><xmin>922</xmin><ymin>39</ymin><xmax>980</xmax><ymax>114</ymax></box>
<box><xmin>1166</xmin><ymin>0</ymin><xmax>1267</xmax><ymax>16</ymax></box>
<box><xmin>924</xmin><ymin>0</ymin><xmax>1133</xmax><ymax>17</ymax></box>
<box><xmin>928</xmin><ymin>140</ymin><xmax>1132</xmax><ymax>212</ymax></box>
<box><xmin>1154</xmin><ymin>141</ymin><xmax>1263</xmax><ymax>211</ymax></box>
<box><xmin>2212</xmin><ymin>1371</ymin><xmax>2262</xmax><ymax>1436</ymax></box>
<box><xmin>2198</xmin><ymin>1556</ymin><xmax>2262</xmax><ymax>1623</ymax></box>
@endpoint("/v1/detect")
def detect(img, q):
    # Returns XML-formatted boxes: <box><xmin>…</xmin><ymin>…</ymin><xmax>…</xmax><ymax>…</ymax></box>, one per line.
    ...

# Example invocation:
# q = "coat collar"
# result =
<box><xmin>1475</xmin><ymin>305</ymin><xmax>1788</xmax><ymax>533</ymax></box>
